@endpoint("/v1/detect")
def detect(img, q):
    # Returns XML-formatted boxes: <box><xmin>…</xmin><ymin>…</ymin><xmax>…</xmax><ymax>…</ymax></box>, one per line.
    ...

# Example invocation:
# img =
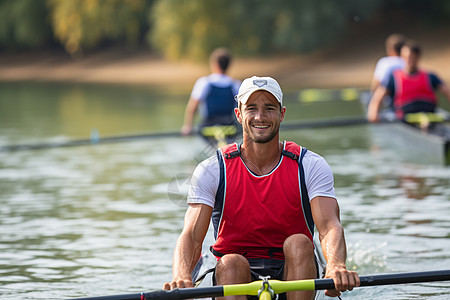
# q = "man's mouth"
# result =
<box><xmin>252</xmin><ymin>124</ymin><xmax>270</xmax><ymax>129</ymax></box>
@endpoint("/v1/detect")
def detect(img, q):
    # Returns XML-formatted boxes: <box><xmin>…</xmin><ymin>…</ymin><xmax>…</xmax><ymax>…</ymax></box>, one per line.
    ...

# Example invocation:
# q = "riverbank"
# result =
<box><xmin>1</xmin><ymin>27</ymin><xmax>450</xmax><ymax>92</ymax></box>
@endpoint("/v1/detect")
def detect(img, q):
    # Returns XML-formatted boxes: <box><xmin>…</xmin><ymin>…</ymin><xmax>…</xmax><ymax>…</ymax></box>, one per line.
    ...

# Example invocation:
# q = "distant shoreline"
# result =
<box><xmin>1</xmin><ymin>29</ymin><xmax>450</xmax><ymax>92</ymax></box>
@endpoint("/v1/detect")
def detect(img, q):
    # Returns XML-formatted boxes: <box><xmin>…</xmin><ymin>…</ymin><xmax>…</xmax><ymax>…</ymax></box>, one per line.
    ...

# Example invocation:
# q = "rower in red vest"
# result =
<box><xmin>165</xmin><ymin>76</ymin><xmax>360</xmax><ymax>300</ymax></box>
<box><xmin>367</xmin><ymin>40</ymin><xmax>450</xmax><ymax>122</ymax></box>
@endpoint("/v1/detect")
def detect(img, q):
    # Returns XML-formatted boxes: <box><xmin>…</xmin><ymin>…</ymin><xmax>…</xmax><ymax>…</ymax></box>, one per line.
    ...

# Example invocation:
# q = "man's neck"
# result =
<box><xmin>240</xmin><ymin>138</ymin><xmax>282</xmax><ymax>175</ymax></box>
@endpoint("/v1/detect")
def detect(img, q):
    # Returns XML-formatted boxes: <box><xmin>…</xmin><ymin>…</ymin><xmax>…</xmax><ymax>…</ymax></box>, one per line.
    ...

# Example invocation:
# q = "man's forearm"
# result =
<box><xmin>320</xmin><ymin>224</ymin><xmax>347</xmax><ymax>269</ymax></box>
<box><xmin>172</xmin><ymin>232</ymin><xmax>202</xmax><ymax>280</ymax></box>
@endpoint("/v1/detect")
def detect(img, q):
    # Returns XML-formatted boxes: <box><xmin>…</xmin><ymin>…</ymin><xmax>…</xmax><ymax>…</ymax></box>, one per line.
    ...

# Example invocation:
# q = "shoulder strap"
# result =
<box><xmin>212</xmin><ymin>149</ymin><xmax>226</xmax><ymax>239</ymax></box>
<box><xmin>281</xmin><ymin>141</ymin><xmax>300</xmax><ymax>161</ymax></box>
<box><xmin>224</xmin><ymin>143</ymin><xmax>241</xmax><ymax>159</ymax></box>
<box><xmin>281</xmin><ymin>149</ymin><xmax>299</xmax><ymax>161</ymax></box>
<box><xmin>298</xmin><ymin>147</ymin><xmax>315</xmax><ymax>237</ymax></box>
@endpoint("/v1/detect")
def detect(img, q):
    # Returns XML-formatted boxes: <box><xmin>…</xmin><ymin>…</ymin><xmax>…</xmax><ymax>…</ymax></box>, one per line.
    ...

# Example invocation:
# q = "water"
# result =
<box><xmin>0</xmin><ymin>82</ymin><xmax>449</xmax><ymax>299</ymax></box>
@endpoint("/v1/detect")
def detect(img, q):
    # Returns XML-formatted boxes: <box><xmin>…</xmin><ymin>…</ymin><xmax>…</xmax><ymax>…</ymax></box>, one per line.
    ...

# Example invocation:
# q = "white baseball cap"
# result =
<box><xmin>235</xmin><ymin>76</ymin><xmax>283</xmax><ymax>105</ymax></box>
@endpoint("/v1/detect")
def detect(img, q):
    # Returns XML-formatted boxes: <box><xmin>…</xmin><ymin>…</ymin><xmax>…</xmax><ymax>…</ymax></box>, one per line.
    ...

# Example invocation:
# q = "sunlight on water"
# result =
<box><xmin>0</xmin><ymin>83</ymin><xmax>449</xmax><ymax>299</ymax></box>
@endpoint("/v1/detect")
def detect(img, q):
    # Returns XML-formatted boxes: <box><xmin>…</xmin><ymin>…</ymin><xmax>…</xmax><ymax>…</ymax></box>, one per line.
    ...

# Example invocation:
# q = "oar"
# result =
<box><xmin>281</xmin><ymin>116</ymin><xmax>369</xmax><ymax>130</ymax></box>
<box><xmin>0</xmin><ymin>129</ymin><xmax>184</xmax><ymax>152</ymax></box>
<box><xmin>0</xmin><ymin>117</ymin><xmax>370</xmax><ymax>152</ymax></box>
<box><xmin>67</xmin><ymin>269</ymin><xmax>450</xmax><ymax>300</ymax></box>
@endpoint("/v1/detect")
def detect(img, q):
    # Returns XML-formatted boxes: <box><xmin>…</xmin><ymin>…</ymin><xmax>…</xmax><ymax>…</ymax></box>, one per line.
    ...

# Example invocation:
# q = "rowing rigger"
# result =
<box><xmin>68</xmin><ymin>269</ymin><xmax>450</xmax><ymax>300</ymax></box>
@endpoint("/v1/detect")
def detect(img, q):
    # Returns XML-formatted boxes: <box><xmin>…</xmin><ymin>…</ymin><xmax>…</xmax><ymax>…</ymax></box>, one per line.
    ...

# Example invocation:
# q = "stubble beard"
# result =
<box><xmin>244</xmin><ymin>122</ymin><xmax>280</xmax><ymax>144</ymax></box>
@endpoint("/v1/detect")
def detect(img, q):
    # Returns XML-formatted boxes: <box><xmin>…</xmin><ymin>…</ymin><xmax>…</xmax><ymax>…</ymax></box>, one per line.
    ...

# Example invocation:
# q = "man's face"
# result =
<box><xmin>401</xmin><ymin>46</ymin><xmax>420</xmax><ymax>73</ymax></box>
<box><xmin>235</xmin><ymin>91</ymin><xmax>285</xmax><ymax>143</ymax></box>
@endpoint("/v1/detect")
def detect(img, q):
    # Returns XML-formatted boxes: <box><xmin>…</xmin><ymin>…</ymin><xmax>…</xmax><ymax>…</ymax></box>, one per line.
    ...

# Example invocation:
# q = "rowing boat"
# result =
<box><xmin>370</xmin><ymin>116</ymin><xmax>450</xmax><ymax>165</ymax></box>
<box><xmin>359</xmin><ymin>91</ymin><xmax>450</xmax><ymax>165</ymax></box>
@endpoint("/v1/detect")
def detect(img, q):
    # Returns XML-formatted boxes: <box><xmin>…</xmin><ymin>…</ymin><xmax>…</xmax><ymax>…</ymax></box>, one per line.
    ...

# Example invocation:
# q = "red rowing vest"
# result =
<box><xmin>211</xmin><ymin>141</ymin><xmax>314</xmax><ymax>260</ymax></box>
<box><xmin>393</xmin><ymin>69</ymin><xmax>437</xmax><ymax>118</ymax></box>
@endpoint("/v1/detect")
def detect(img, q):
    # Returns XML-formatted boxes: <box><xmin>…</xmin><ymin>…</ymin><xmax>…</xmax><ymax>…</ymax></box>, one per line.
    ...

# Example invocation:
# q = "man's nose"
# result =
<box><xmin>254</xmin><ymin>108</ymin><xmax>267</xmax><ymax>120</ymax></box>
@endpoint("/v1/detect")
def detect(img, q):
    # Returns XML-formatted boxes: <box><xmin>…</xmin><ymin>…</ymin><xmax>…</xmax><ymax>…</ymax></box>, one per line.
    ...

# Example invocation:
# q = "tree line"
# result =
<box><xmin>1</xmin><ymin>0</ymin><xmax>449</xmax><ymax>61</ymax></box>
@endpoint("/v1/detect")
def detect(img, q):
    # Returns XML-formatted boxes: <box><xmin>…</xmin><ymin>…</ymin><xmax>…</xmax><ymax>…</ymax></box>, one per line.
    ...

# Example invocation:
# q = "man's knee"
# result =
<box><xmin>283</xmin><ymin>234</ymin><xmax>314</xmax><ymax>258</ymax></box>
<box><xmin>215</xmin><ymin>254</ymin><xmax>251</xmax><ymax>283</ymax></box>
<box><xmin>217</xmin><ymin>254</ymin><xmax>249</xmax><ymax>268</ymax></box>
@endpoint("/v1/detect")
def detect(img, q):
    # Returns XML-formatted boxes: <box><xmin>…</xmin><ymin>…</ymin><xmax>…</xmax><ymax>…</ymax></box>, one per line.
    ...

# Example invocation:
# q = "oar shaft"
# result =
<box><xmin>144</xmin><ymin>286</ymin><xmax>223</xmax><ymax>299</ymax></box>
<box><xmin>70</xmin><ymin>286</ymin><xmax>224</xmax><ymax>300</ymax></box>
<box><xmin>314</xmin><ymin>269</ymin><xmax>450</xmax><ymax>290</ymax></box>
<box><xmin>360</xmin><ymin>269</ymin><xmax>450</xmax><ymax>287</ymax></box>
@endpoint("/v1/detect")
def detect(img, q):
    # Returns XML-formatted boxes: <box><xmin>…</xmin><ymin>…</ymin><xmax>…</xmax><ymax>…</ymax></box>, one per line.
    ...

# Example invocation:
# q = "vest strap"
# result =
<box><xmin>224</xmin><ymin>143</ymin><xmax>242</xmax><ymax>159</ymax></box>
<box><xmin>281</xmin><ymin>149</ymin><xmax>299</xmax><ymax>161</ymax></box>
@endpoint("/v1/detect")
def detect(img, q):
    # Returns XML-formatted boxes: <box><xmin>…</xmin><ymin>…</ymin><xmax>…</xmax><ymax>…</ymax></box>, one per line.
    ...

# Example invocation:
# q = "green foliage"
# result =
<box><xmin>150</xmin><ymin>0</ymin><xmax>381</xmax><ymax>61</ymax></box>
<box><xmin>1</xmin><ymin>0</ymin><xmax>450</xmax><ymax>59</ymax></box>
<box><xmin>47</xmin><ymin>0</ymin><xmax>152</xmax><ymax>55</ymax></box>
<box><xmin>0</xmin><ymin>0</ymin><xmax>51</xmax><ymax>50</ymax></box>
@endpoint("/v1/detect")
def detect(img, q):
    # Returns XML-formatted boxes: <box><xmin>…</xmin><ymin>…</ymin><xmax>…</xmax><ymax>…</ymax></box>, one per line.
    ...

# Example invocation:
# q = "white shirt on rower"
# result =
<box><xmin>373</xmin><ymin>56</ymin><xmax>405</xmax><ymax>87</ymax></box>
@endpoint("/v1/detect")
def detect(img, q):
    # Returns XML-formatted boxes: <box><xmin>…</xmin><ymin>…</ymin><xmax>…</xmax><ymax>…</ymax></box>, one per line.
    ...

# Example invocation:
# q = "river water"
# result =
<box><xmin>0</xmin><ymin>82</ymin><xmax>449</xmax><ymax>299</ymax></box>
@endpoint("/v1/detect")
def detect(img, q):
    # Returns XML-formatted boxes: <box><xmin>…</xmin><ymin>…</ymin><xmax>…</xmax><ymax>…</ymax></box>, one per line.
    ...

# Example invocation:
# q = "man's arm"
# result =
<box><xmin>181</xmin><ymin>98</ymin><xmax>200</xmax><ymax>135</ymax></box>
<box><xmin>163</xmin><ymin>203</ymin><xmax>213</xmax><ymax>290</ymax></box>
<box><xmin>367</xmin><ymin>86</ymin><xmax>388</xmax><ymax>122</ymax></box>
<box><xmin>311</xmin><ymin>196</ymin><xmax>359</xmax><ymax>298</ymax></box>
<box><xmin>370</xmin><ymin>78</ymin><xmax>381</xmax><ymax>94</ymax></box>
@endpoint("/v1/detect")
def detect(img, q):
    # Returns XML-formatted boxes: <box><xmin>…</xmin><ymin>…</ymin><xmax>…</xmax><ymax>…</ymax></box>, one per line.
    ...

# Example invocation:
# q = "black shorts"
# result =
<box><xmin>247</xmin><ymin>258</ymin><xmax>285</xmax><ymax>281</ymax></box>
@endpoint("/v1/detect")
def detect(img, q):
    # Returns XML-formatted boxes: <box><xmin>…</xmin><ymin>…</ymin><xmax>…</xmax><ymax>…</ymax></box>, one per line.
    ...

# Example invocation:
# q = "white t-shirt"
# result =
<box><xmin>373</xmin><ymin>56</ymin><xmax>405</xmax><ymax>86</ymax></box>
<box><xmin>191</xmin><ymin>73</ymin><xmax>241</xmax><ymax>118</ymax></box>
<box><xmin>187</xmin><ymin>145</ymin><xmax>337</xmax><ymax>208</ymax></box>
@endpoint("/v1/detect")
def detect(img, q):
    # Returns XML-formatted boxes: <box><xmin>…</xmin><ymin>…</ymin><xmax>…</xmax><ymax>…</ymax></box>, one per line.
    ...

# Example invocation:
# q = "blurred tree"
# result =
<box><xmin>47</xmin><ymin>0</ymin><xmax>152</xmax><ymax>55</ymax></box>
<box><xmin>0</xmin><ymin>0</ymin><xmax>51</xmax><ymax>51</ymax></box>
<box><xmin>1</xmin><ymin>0</ymin><xmax>450</xmax><ymax>59</ymax></box>
<box><xmin>149</xmin><ymin>0</ymin><xmax>381</xmax><ymax>61</ymax></box>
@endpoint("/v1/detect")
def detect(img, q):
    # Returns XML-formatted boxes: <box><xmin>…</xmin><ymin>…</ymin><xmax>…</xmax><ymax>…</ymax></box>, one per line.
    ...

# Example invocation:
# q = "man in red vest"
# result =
<box><xmin>165</xmin><ymin>76</ymin><xmax>360</xmax><ymax>300</ymax></box>
<box><xmin>368</xmin><ymin>40</ymin><xmax>450</xmax><ymax>122</ymax></box>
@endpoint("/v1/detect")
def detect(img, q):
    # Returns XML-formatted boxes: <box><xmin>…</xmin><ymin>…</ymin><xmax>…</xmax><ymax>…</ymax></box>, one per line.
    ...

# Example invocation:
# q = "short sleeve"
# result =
<box><xmin>302</xmin><ymin>151</ymin><xmax>336</xmax><ymax>201</ymax></box>
<box><xmin>429</xmin><ymin>73</ymin><xmax>442</xmax><ymax>89</ymax></box>
<box><xmin>187</xmin><ymin>155</ymin><xmax>220</xmax><ymax>208</ymax></box>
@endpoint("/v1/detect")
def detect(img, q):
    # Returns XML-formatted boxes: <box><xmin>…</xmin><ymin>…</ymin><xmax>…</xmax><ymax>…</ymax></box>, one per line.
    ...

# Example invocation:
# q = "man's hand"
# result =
<box><xmin>163</xmin><ymin>277</ymin><xmax>194</xmax><ymax>290</ymax></box>
<box><xmin>324</xmin><ymin>264</ymin><xmax>360</xmax><ymax>297</ymax></box>
<box><xmin>367</xmin><ymin>110</ymin><xmax>380</xmax><ymax>123</ymax></box>
<box><xmin>181</xmin><ymin>125</ymin><xmax>193</xmax><ymax>136</ymax></box>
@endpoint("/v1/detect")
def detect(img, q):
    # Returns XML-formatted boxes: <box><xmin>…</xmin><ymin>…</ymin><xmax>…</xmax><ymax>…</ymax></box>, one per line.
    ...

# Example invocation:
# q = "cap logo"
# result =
<box><xmin>253</xmin><ymin>79</ymin><xmax>268</xmax><ymax>87</ymax></box>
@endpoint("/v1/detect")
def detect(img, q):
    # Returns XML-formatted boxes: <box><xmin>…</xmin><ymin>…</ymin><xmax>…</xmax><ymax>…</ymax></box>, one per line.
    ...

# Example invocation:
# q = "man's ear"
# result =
<box><xmin>280</xmin><ymin>106</ymin><xmax>286</xmax><ymax>122</ymax></box>
<box><xmin>234</xmin><ymin>107</ymin><xmax>242</xmax><ymax>124</ymax></box>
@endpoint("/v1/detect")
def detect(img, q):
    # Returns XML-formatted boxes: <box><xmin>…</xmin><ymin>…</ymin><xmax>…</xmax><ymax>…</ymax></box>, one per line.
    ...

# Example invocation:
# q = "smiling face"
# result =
<box><xmin>235</xmin><ymin>90</ymin><xmax>286</xmax><ymax>144</ymax></box>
